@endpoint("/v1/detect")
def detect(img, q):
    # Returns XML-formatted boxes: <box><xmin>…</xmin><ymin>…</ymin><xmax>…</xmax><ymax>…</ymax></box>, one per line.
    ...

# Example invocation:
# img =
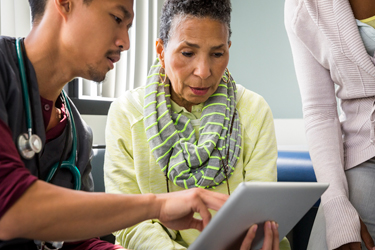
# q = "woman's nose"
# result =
<box><xmin>194</xmin><ymin>58</ymin><xmax>212</xmax><ymax>80</ymax></box>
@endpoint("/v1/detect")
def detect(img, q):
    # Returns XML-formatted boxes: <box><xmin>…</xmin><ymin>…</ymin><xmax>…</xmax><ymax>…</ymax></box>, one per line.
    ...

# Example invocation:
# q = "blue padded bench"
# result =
<box><xmin>91</xmin><ymin>147</ymin><xmax>318</xmax><ymax>249</ymax></box>
<box><xmin>91</xmin><ymin>145</ymin><xmax>106</xmax><ymax>192</ymax></box>
<box><xmin>92</xmin><ymin>148</ymin><xmax>318</xmax><ymax>190</ymax></box>
<box><xmin>277</xmin><ymin>151</ymin><xmax>316</xmax><ymax>183</ymax></box>
<box><xmin>277</xmin><ymin>150</ymin><xmax>318</xmax><ymax>250</ymax></box>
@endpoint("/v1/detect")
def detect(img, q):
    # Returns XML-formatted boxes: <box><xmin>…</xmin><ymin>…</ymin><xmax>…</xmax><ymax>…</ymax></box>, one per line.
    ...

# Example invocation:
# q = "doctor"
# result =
<box><xmin>0</xmin><ymin>0</ymin><xmax>278</xmax><ymax>250</ymax></box>
<box><xmin>0</xmin><ymin>0</ymin><xmax>229</xmax><ymax>249</ymax></box>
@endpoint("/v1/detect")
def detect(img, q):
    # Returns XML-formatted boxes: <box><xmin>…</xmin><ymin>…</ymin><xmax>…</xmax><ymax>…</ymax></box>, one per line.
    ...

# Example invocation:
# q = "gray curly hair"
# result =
<box><xmin>159</xmin><ymin>0</ymin><xmax>232</xmax><ymax>48</ymax></box>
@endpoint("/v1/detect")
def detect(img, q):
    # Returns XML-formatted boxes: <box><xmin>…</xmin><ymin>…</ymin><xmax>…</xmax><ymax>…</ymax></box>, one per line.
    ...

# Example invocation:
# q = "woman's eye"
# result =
<box><xmin>113</xmin><ymin>15</ymin><xmax>122</xmax><ymax>24</ymax></box>
<box><xmin>213</xmin><ymin>52</ymin><xmax>224</xmax><ymax>58</ymax></box>
<box><xmin>182</xmin><ymin>52</ymin><xmax>194</xmax><ymax>57</ymax></box>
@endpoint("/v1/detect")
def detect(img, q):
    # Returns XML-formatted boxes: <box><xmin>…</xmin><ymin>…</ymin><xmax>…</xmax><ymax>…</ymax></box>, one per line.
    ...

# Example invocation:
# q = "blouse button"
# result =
<box><xmin>44</xmin><ymin>104</ymin><xmax>50</xmax><ymax>111</ymax></box>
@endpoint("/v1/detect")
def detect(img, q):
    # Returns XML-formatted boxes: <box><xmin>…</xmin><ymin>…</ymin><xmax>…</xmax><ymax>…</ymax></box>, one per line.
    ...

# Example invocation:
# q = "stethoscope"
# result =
<box><xmin>15</xmin><ymin>38</ymin><xmax>81</xmax><ymax>191</ymax></box>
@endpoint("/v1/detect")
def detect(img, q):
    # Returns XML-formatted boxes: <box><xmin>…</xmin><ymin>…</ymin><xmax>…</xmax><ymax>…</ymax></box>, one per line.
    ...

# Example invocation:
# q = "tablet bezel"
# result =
<box><xmin>188</xmin><ymin>182</ymin><xmax>328</xmax><ymax>250</ymax></box>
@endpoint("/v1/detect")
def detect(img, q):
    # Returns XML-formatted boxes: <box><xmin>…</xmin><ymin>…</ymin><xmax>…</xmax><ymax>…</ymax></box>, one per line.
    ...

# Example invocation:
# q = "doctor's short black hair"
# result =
<box><xmin>159</xmin><ymin>0</ymin><xmax>232</xmax><ymax>47</ymax></box>
<box><xmin>28</xmin><ymin>0</ymin><xmax>93</xmax><ymax>23</ymax></box>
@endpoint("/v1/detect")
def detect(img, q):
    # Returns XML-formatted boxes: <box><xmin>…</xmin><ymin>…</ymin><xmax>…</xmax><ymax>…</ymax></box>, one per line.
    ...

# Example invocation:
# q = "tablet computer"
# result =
<box><xmin>188</xmin><ymin>182</ymin><xmax>328</xmax><ymax>250</ymax></box>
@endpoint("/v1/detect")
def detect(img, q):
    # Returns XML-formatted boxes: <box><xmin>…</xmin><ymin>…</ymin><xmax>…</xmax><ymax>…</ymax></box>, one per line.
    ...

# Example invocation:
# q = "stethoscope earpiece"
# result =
<box><xmin>17</xmin><ymin>132</ymin><xmax>42</xmax><ymax>159</ymax></box>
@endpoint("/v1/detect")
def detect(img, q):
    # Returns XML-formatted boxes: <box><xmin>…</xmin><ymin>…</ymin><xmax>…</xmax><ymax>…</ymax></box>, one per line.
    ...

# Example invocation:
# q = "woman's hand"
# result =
<box><xmin>240</xmin><ymin>221</ymin><xmax>279</xmax><ymax>250</ymax></box>
<box><xmin>335</xmin><ymin>218</ymin><xmax>375</xmax><ymax>250</ymax></box>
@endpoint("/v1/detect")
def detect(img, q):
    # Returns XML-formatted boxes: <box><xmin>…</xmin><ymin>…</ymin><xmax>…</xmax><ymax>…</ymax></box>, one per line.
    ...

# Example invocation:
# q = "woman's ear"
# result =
<box><xmin>156</xmin><ymin>38</ymin><xmax>165</xmax><ymax>68</ymax></box>
<box><xmin>54</xmin><ymin>0</ymin><xmax>72</xmax><ymax>21</ymax></box>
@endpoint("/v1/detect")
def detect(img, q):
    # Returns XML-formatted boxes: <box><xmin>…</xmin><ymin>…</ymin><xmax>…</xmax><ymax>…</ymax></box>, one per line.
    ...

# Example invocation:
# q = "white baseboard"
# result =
<box><xmin>274</xmin><ymin>119</ymin><xmax>307</xmax><ymax>147</ymax></box>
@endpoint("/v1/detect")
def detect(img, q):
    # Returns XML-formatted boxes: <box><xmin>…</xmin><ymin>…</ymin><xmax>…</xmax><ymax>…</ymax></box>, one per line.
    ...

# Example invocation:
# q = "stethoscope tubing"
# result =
<box><xmin>15</xmin><ymin>38</ymin><xmax>81</xmax><ymax>191</ymax></box>
<box><xmin>15</xmin><ymin>38</ymin><xmax>33</xmax><ymax>136</ymax></box>
<box><xmin>45</xmin><ymin>91</ymin><xmax>81</xmax><ymax>190</ymax></box>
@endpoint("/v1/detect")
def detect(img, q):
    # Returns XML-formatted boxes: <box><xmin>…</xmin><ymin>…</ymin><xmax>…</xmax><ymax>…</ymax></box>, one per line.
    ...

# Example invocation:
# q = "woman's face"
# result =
<box><xmin>156</xmin><ymin>17</ymin><xmax>231</xmax><ymax>112</ymax></box>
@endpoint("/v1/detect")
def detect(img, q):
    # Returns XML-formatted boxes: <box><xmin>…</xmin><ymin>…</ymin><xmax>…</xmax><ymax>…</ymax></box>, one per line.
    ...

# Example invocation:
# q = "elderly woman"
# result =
<box><xmin>104</xmin><ymin>0</ymin><xmax>290</xmax><ymax>249</ymax></box>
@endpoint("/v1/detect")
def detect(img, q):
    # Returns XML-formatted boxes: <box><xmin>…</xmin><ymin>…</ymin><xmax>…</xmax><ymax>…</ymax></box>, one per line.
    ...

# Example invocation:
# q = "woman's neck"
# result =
<box><xmin>349</xmin><ymin>0</ymin><xmax>375</xmax><ymax>20</ymax></box>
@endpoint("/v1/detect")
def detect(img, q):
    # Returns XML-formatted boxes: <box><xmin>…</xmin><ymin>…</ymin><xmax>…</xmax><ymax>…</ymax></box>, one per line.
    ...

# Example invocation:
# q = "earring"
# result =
<box><xmin>159</xmin><ymin>67</ymin><xmax>168</xmax><ymax>84</ymax></box>
<box><xmin>222</xmin><ymin>68</ymin><xmax>231</xmax><ymax>83</ymax></box>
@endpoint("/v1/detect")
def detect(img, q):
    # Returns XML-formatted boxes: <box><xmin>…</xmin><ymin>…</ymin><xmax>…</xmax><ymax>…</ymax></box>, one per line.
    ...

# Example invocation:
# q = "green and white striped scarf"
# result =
<box><xmin>144</xmin><ymin>61</ymin><xmax>242</xmax><ymax>189</ymax></box>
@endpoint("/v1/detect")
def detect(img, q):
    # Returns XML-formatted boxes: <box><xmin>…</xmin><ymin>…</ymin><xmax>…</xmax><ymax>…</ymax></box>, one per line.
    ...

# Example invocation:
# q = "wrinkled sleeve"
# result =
<box><xmin>68</xmin><ymin>99</ymin><xmax>95</xmax><ymax>192</ymax></box>
<box><xmin>0</xmin><ymin>119</ymin><xmax>38</xmax><ymax>219</ymax></box>
<box><xmin>240</xmin><ymin>89</ymin><xmax>278</xmax><ymax>183</ymax></box>
<box><xmin>104</xmin><ymin>97</ymin><xmax>186</xmax><ymax>250</ymax></box>
<box><xmin>284</xmin><ymin>0</ymin><xmax>361</xmax><ymax>248</ymax></box>
<box><xmin>62</xmin><ymin>238</ymin><xmax>124</xmax><ymax>250</ymax></box>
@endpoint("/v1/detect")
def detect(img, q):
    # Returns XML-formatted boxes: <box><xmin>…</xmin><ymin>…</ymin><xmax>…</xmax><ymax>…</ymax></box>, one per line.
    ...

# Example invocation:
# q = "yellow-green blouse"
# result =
<box><xmin>104</xmin><ymin>84</ymin><xmax>290</xmax><ymax>250</ymax></box>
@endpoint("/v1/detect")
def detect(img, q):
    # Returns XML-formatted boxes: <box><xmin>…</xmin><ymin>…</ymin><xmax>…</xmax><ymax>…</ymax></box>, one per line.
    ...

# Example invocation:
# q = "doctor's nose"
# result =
<box><xmin>116</xmin><ymin>32</ymin><xmax>130</xmax><ymax>52</ymax></box>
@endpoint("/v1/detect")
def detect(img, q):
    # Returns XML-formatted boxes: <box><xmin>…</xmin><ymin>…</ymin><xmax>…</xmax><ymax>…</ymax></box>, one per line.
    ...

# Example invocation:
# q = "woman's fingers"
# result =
<box><xmin>238</xmin><ymin>221</ymin><xmax>279</xmax><ymax>250</ymax></box>
<box><xmin>360</xmin><ymin>218</ymin><xmax>375</xmax><ymax>250</ymax></box>
<box><xmin>240</xmin><ymin>224</ymin><xmax>258</xmax><ymax>250</ymax></box>
<box><xmin>261</xmin><ymin>221</ymin><xmax>273</xmax><ymax>250</ymax></box>
<box><xmin>261</xmin><ymin>221</ymin><xmax>279</xmax><ymax>250</ymax></box>
<box><xmin>272</xmin><ymin>222</ymin><xmax>279</xmax><ymax>250</ymax></box>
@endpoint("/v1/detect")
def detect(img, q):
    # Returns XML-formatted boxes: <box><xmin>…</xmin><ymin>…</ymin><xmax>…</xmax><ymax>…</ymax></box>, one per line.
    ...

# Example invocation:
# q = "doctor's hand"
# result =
<box><xmin>240</xmin><ymin>221</ymin><xmax>279</xmax><ymax>250</ymax></box>
<box><xmin>154</xmin><ymin>188</ymin><xmax>228</xmax><ymax>232</ymax></box>
<box><xmin>335</xmin><ymin>218</ymin><xmax>375</xmax><ymax>250</ymax></box>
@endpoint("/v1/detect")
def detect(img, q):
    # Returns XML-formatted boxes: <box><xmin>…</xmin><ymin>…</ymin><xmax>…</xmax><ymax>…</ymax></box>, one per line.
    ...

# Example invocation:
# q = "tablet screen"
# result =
<box><xmin>188</xmin><ymin>182</ymin><xmax>328</xmax><ymax>250</ymax></box>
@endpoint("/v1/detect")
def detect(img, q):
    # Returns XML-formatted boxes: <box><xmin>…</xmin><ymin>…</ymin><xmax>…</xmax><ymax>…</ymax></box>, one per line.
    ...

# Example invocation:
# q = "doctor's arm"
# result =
<box><xmin>0</xmin><ymin>121</ymin><xmax>227</xmax><ymax>242</ymax></box>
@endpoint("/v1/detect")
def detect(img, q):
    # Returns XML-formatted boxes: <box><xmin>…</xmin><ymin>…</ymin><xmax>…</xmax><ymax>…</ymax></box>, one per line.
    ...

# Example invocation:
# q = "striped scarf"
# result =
<box><xmin>144</xmin><ymin>61</ymin><xmax>242</xmax><ymax>189</ymax></box>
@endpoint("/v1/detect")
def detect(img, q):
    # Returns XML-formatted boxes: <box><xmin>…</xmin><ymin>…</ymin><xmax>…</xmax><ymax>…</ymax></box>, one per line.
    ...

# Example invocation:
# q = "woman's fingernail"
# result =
<box><xmin>252</xmin><ymin>224</ymin><xmax>258</xmax><ymax>233</ymax></box>
<box><xmin>272</xmin><ymin>221</ymin><xmax>277</xmax><ymax>230</ymax></box>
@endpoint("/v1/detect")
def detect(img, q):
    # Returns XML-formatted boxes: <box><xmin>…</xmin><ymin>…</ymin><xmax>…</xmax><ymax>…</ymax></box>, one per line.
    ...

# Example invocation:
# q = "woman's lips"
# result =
<box><xmin>190</xmin><ymin>87</ymin><xmax>210</xmax><ymax>96</ymax></box>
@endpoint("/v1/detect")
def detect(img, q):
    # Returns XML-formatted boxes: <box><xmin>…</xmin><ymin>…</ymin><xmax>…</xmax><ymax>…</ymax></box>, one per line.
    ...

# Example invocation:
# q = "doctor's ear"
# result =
<box><xmin>54</xmin><ymin>0</ymin><xmax>72</xmax><ymax>21</ymax></box>
<box><xmin>156</xmin><ymin>39</ymin><xmax>165</xmax><ymax>68</ymax></box>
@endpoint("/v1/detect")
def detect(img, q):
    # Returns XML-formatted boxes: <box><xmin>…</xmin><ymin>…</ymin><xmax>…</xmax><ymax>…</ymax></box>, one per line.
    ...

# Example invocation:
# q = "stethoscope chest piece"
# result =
<box><xmin>18</xmin><ymin>132</ymin><xmax>42</xmax><ymax>159</ymax></box>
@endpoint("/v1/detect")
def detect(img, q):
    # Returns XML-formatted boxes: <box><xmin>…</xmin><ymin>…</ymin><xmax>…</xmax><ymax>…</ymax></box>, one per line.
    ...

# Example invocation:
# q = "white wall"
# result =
<box><xmin>229</xmin><ymin>0</ymin><xmax>303</xmax><ymax>119</ymax></box>
<box><xmin>82</xmin><ymin>115</ymin><xmax>108</xmax><ymax>146</ymax></box>
<box><xmin>82</xmin><ymin>115</ymin><xmax>307</xmax><ymax>149</ymax></box>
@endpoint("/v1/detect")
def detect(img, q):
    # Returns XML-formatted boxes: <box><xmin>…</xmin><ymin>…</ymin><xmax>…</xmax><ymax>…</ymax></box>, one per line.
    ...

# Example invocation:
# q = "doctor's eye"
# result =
<box><xmin>112</xmin><ymin>15</ymin><xmax>123</xmax><ymax>24</ymax></box>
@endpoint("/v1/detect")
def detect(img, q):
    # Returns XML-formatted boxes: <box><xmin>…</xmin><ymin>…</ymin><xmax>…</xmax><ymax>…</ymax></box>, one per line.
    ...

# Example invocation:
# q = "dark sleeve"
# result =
<box><xmin>62</xmin><ymin>238</ymin><xmax>124</xmax><ymax>250</ymax></box>
<box><xmin>68</xmin><ymin>98</ymin><xmax>94</xmax><ymax>192</ymax></box>
<box><xmin>0</xmin><ymin>119</ymin><xmax>38</xmax><ymax>219</ymax></box>
<box><xmin>80</xmin><ymin>149</ymin><xmax>94</xmax><ymax>192</ymax></box>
